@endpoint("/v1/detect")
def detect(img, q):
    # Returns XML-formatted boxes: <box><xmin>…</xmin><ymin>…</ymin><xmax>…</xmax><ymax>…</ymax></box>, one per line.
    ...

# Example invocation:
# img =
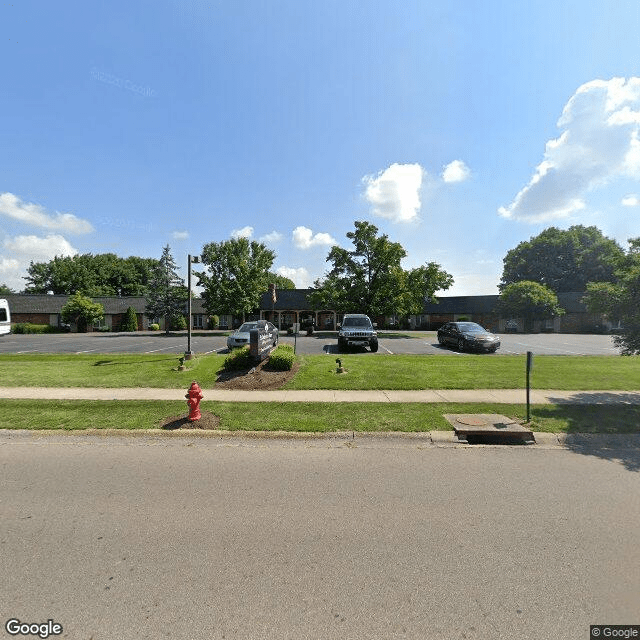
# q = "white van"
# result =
<box><xmin>0</xmin><ymin>299</ymin><xmax>11</xmax><ymax>335</ymax></box>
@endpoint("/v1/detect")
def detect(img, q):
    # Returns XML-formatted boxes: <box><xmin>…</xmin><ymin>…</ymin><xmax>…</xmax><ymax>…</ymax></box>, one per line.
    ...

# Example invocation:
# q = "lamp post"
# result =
<box><xmin>185</xmin><ymin>254</ymin><xmax>200</xmax><ymax>360</ymax></box>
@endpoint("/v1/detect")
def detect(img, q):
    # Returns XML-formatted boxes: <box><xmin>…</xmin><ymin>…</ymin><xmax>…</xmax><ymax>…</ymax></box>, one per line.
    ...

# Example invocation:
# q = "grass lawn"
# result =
<box><xmin>0</xmin><ymin>353</ymin><xmax>639</xmax><ymax>390</ymax></box>
<box><xmin>0</xmin><ymin>353</ymin><xmax>227</xmax><ymax>388</ymax></box>
<box><xmin>0</xmin><ymin>400</ymin><xmax>638</xmax><ymax>434</ymax></box>
<box><xmin>286</xmin><ymin>354</ymin><xmax>640</xmax><ymax>390</ymax></box>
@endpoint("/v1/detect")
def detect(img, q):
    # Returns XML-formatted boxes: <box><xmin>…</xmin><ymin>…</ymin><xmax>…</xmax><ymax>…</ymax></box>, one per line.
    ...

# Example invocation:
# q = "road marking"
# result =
<box><xmin>382</xmin><ymin>345</ymin><xmax>394</xmax><ymax>354</ymax></box>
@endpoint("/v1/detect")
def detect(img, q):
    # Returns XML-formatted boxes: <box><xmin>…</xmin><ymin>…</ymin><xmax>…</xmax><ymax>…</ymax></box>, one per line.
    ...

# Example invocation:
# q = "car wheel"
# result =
<box><xmin>457</xmin><ymin>338</ymin><xmax>465</xmax><ymax>352</ymax></box>
<box><xmin>338</xmin><ymin>338</ymin><xmax>346</xmax><ymax>352</ymax></box>
<box><xmin>370</xmin><ymin>340</ymin><xmax>379</xmax><ymax>353</ymax></box>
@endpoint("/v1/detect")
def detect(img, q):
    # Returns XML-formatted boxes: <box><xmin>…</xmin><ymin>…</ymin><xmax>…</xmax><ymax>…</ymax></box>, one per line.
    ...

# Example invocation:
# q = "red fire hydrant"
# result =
<box><xmin>185</xmin><ymin>381</ymin><xmax>203</xmax><ymax>421</ymax></box>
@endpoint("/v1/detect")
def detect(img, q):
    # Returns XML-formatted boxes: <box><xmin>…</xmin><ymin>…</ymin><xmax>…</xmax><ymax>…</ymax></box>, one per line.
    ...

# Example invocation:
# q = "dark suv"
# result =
<box><xmin>337</xmin><ymin>314</ymin><xmax>378</xmax><ymax>352</ymax></box>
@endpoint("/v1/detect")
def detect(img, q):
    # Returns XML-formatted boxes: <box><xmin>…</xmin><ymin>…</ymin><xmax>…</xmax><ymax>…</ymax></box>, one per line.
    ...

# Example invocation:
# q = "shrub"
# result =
<box><xmin>149</xmin><ymin>323</ymin><xmax>160</xmax><ymax>331</ymax></box>
<box><xmin>120</xmin><ymin>306</ymin><xmax>139</xmax><ymax>332</ymax></box>
<box><xmin>61</xmin><ymin>293</ymin><xmax>104</xmax><ymax>333</ymax></box>
<box><xmin>170</xmin><ymin>315</ymin><xmax>187</xmax><ymax>331</ymax></box>
<box><xmin>268</xmin><ymin>344</ymin><xmax>295</xmax><ymax>371</ymax></box>
<box><xmin>12</xmin><ymin>323</ymin><xmax>54</xmax><ymax>334</ymax></box>
<box><xmin>208</xmin><ymin>315</ymin><xmax>220</xmax><ymax>329</ymax></box>
<box><xmin>223</xmin><ymin>346</ymin><xmax>254</xmax><ymax>370</ymax></box>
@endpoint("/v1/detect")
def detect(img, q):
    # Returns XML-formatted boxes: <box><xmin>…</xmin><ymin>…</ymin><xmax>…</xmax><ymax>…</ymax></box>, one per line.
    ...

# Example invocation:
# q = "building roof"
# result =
<box><xmin>556</xmin><ymin>291</ymin><xmax>588</xmax><ymax>313</ymax></box>
<box><xmin>259</xmin><ymin>288</ymin><xmax>316</xmax><ymax>311</ymax></box>
<box><xmin>4</xmin><ymin>294</ymin><xmax>207</xmax><ymax>315</ymax></box>
<box><xmin>4</xmin><ymin>290</ymin><xmax>590</xmax><ymax>316</ymax></box>
<box><xmin>423</xmin><ymin>295</ymin><xmax>500</xmax><ymax>314</ymax></box>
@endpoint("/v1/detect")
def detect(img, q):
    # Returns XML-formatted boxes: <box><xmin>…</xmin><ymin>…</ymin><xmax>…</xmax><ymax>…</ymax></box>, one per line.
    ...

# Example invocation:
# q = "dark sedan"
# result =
<box><xmin>437</xmin><ymin>322</ymin><xmax>500</xmax><ymax>353</ymax></box>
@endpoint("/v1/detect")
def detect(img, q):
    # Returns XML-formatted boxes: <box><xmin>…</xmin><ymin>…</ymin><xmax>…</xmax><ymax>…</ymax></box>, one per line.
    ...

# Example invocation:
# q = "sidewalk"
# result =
<box><xmin>1</xmin><ymin>387</ymin><xmax>639</xmax><ymax>404</ymax></box>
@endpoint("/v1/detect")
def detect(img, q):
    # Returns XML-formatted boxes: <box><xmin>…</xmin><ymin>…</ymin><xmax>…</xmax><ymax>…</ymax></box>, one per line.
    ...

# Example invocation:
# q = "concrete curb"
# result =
<box><xmin>2</xmin><ymin>428</ymin><xmax>638</xmax><ymax>449</ymax></box>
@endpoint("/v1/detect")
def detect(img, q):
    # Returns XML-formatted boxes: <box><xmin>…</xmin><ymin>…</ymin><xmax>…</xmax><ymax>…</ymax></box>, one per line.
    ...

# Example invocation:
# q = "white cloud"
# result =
<box><xmin>499</xmin><ymin>77</ymin><xmax>640</xmax><ymax>222</ymax></box>
<box><xmin>4</xmin><ymin>234</ymin><xmax>78</xmax><ymax>259</ymax></box>
<box><xmin>276</xmin><ymin>266</ymin><xmax>311</xmax><ymax>288</ymax></box>
<box><xmin>363</xmin><ymin>163</ymin><xmax>423</xmax><ymax>223</ymax></box>
<box><xmin>292</xmin><ymin>226</ymin><xmax>336</xmax><ymax>249</ymax></box>
<box><xmin>1</xmin><ymin>234</ymin><xmax>79</xmax><ymax>291</ymax></box>
<box><xmin>442</xmin><ymin>160</ymin><xmax>471</xmax><ymax>183</ymax></box>
<box><xmin>0</xmin><ymin>258</ymin><xmax>20</xmax><ymax>272</ymax></box>
<box><xmin>259</xmin><ymin>231</ymin><xmax>283</xmax><ymax>244</ymax></box>
<box><xmin>231</xmin><ymin>226</ymin><xmax>254</xmax><ymax>239</ymax></box>
<box><xmin>0</xmin><ymin>192</ymin><xmax>94</xmax><ymax>234</ymax></box>
<box><xmin>172</xmin><ymin>230</ymin><xmax>189</xmax><ymax>240</ymax></box>
<box><xmin>622</xmin><ymin>194</ymin><xmax>640</xmax><ymax>206</ymax></box>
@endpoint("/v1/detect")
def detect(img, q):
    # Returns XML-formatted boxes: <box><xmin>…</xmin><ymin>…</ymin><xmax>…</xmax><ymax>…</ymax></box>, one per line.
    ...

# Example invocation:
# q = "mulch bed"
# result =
<box><xmin>159</xmin><ymin>411</ymin><xmax>221</xmax><ymax>430</ymax></box>
<box><xmin>214</xmin><ymin>359</ymin><xmax>300</xmax><ymax>391</ymax></box>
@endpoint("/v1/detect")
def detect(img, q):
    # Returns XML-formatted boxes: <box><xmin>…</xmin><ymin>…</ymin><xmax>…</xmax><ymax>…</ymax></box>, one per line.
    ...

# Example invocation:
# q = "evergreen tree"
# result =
<box><xmin>145</xmin><ymin>245</ymin><xmax>188</xmax><ymax>334</ymax></box>
<box><xmin>120</xmin><ymin>306</ymin><xmax>139</xmax><ymax>332</ymax></box>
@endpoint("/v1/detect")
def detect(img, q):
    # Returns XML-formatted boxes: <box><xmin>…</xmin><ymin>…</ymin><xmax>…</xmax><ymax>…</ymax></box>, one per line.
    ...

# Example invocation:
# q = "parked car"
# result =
<box><xmin>226</xmin><ymin>321</ymin><xmax>278</xmax><ymax>350</ymax></box>
<box><xmin>437</xmin><ymin>321</ymin><xmax>500</xmax><ymax>353</ymax></box>
<box><xmin>505</xmin><ymin>319</ymin><xmax>518</xmax><ymax>333</ymax></box>
<box><xmin>337</xmin><ymin>314</ymin><xmax>378</xmax><ymax>352</ymax></box>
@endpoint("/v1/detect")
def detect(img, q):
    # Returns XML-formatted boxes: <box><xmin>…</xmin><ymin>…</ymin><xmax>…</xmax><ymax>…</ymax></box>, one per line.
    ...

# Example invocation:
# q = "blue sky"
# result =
<box><xmin>2</xmin><ymin>0</ymin><xmax>640</xmax><ymax>295</ymax></box>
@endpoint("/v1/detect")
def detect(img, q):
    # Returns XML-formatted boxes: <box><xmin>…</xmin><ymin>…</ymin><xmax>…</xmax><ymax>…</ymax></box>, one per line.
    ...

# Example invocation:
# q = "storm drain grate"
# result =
<box><xmin>444</xmin><ymin>414</ymin><xmax>535</xmax><ymax>445</ymax></box>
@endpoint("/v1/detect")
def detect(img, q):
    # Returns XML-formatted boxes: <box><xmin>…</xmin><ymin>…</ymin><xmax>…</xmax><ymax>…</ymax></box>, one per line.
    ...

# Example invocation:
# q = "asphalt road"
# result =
<box><xmin>1</xmin><ymin>432</ymin><xmax>638</xmax><ymax>640</ymax></box>
<box><xmin>0</xmin><ymin>331</ymin><xmax>621</xmax><ymax>355</ymax></box>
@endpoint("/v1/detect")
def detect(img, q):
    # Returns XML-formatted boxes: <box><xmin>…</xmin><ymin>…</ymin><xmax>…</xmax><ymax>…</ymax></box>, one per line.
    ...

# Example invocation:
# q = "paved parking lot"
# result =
<box><xmin>0</xmin><ymin>331</ymin><xmax>621</xmax><ymax>356</ymax></box>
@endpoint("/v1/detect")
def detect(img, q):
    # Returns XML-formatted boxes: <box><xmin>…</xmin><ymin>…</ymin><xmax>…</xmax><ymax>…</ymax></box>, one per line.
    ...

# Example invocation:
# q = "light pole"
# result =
<box><xmin>185</xmin><ymin>253</ymin><xmax>200</xmax><ymax>360</ymax></box>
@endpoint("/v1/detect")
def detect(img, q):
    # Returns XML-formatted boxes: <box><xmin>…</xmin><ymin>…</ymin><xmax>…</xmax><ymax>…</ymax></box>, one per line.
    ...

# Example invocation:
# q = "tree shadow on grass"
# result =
<box><xmin>93</xmin><ymin>358</ymin><xmax>177</xmax><ymax>366</ymax></box>
<box><xmin>534</xmin><ymin>396</ymin><xmax>640</xmax><ymax>472</ymax></box>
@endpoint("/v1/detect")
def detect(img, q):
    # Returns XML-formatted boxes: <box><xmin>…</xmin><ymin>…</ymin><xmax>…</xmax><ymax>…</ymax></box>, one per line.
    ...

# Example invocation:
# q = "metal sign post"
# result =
<box><xmin>185</xmin><ymin>254</ymin><xmax>200</xmax><ymax>360</ymax></box>
<box><xmin>293</xmin><ymin>322</ymin><xmax>300</xmax><ymax>354</ymax></box>
<box><xmin>526</xmin><ymin>351</ymin><xmax>534</xmax><ymax>423</ymax></box>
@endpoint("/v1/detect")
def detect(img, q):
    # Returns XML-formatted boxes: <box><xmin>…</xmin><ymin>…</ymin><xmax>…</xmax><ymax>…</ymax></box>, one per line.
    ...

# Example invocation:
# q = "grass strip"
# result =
<box><xmin>1</xmin><ymin>400</ymin><xmax>639</xmax><ymax>434</ymax></box>
<box><xmin>287</xmin><ymin>354</ymin><xmax>640</xmax><ymax>390</ymax></box>
<box><xmin>0</xmin><ymin>353</ymin><xmax>227</xmax><ymax>388</ymax></box>
<box><xmin>1</xmin><ymin>353</ymin><xmax>639</xmax><ymax>391</ymax></box>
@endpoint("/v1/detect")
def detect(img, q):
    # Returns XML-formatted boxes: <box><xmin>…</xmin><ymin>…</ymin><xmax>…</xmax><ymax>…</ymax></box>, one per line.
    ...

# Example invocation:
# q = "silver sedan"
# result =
<box><xmin>226</xmin><ymin>321</ymin><xmax>278</xmax><ymax>350</ymax></box>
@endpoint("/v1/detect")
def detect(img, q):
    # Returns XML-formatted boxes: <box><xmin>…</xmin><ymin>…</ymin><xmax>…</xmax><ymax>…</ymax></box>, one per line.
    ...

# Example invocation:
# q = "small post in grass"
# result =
<box><xmin>526</xmin><ymin>351</ymin><xmax>534</xmax><ymax>423</ymax></box>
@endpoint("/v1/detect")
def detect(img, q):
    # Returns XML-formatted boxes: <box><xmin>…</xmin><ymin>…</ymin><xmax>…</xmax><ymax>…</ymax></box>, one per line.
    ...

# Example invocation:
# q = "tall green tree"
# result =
<box><xmin>583</xmin><ymin>238</ymin><xmax>640</xmax><ymax>354</ymax></box>
<box><xmin>61</xmin><ymin>293</ymin><xmax>105</xmax><ymax>333</ymax></box>
<box><xmin>268</xmin><ymin>272</ymin><xmax>296</xmax><ymax>290</ymax></box>
<box><xmin>197</xmin><ymin>237</ymin><xmax>275</xmax><ymax>321</ymax></box>
<box><xmin>24</xmin><ymin>253</ymin><xmax>158</xmax><ymax>296</ymax></box>
<box><xmin>500</xmin><ymin>226</ymin><xmax>624</xmax><ymax>293</ymax></box>
<box><xmin>497</xmin><ymin>281</ymin><xmax>564</xmax><ymax>331</ymax></box>
<box><xmin>309</xmin><ymin>221</ymin><xmax>453</xmax><ymax>317</ymax></box>
<box><xmin>145</xmin><ymin>245</ymin><xmax>189</xmax><ymax>334</ymax></box>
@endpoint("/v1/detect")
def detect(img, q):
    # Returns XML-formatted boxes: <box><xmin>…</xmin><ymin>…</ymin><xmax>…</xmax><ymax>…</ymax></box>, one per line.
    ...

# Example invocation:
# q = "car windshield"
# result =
<box><xmin>457</xmin><ymin>323</ymin><xmax>487</xmax><ymax>333</ymax></box>
<box><xmin>343</xmin><ymin>317</ymin><xmax>371</xmax><ymax>327</ymax></box>
<box><xmin>237</xmin><ymin>323</ymin><xmax>257</xmax><ymax>333</ymax></box>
